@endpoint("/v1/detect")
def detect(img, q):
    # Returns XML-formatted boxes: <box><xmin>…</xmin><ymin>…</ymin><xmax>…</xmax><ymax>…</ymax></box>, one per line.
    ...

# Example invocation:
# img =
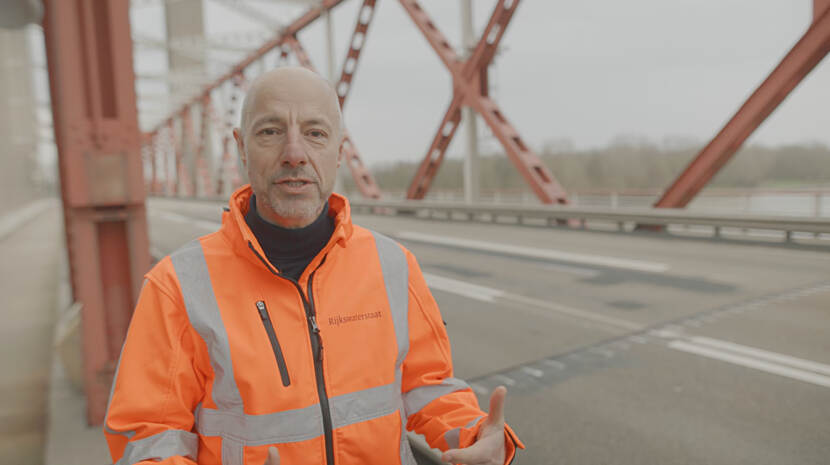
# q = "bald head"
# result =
<box><xmin>232</xmin><ymin>66</ymin><xmax>345</xmax><ymax>228</ymax></box>
<box><xmin>239</xmin><ymin>67</ymin><xmax>342</xmax><ymax>137</ymax></box>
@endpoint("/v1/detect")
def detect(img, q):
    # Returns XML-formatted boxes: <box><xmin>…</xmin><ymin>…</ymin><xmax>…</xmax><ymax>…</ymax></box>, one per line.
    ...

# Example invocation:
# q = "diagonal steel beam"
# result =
<box><xmin>150</xmin><ymin>0</ymin><xmax>349</xmax><ymax>135</ymax></box>
<box><xmin>284</xmin><ymin>35</ymin><xmax>382</xmax><ymax>198</ymax></box>
<box><xmin>335</xmin><ymin>0</ymin><xmax>377</xmax><ymax>108</ymax></box>
<box><xmin>400</xmin><ymin>0</ymin><xmax>568</xmax><ymax>203</ymax></box>
<box><xmin>407</xmin><ymin>94</ymin><xmax>464</xmax><ymax>199</ymax></box>
<box><xmin>655</xmin><ymin>4</ymin><xmax>830</xmax><ymax>208</ymax></box>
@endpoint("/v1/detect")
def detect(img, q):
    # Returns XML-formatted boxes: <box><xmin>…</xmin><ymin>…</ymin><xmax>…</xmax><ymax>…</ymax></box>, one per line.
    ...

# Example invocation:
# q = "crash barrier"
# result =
<box><xmin>151</xmin><ymin>197</ymin><xmax>830</xmax><ymax>245</ymax></box>
<box><xmin>349</xmin><ymin>199</ymin><xmax>830</xmax><ymax>241</ymax></box>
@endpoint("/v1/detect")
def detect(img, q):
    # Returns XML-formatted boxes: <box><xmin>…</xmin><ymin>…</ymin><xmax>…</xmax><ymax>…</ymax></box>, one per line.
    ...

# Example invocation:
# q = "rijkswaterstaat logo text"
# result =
<box><xmin>328</xmin><ymin>311</ymin><xmax>383</xmax><ymax>327</ymax></box>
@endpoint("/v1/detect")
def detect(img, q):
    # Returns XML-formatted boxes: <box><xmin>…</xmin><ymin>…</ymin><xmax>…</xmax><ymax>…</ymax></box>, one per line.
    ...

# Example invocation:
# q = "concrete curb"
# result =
<box><xmin>43</xmin><ymin>243</ymin><xmax>111</xmax><ymax>465</ymax></box>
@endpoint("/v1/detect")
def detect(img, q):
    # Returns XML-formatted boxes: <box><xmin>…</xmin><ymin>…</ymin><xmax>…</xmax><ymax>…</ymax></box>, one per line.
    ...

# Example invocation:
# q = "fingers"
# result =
<box><xmin>264</xmin><ymin>446</ymin><xmax>280</xmax><ymax>465</ymax></box>
<box><xmin>441</xmin><ymin>442</ymin><xmax>487</xmax><ymax>465</ymax></box>
<box><xmin>486</xmin><ymin>385</ymin><xmax>507</xmax><ymax>428</ymax></box>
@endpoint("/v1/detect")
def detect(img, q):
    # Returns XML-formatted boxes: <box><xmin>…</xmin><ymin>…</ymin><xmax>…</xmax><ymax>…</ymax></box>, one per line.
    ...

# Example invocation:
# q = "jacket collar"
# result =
<box><xmin>221</xmin><ymin>184</ymin><xmax>355</xmax><ymax>274</ymax></box>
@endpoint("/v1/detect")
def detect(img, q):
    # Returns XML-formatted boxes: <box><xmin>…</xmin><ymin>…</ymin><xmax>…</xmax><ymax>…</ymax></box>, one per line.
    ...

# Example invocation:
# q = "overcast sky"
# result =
<box><xmin>127</xmin><ymin>0</ymin><xmax>830</xmax><ymax>166</ymax></box>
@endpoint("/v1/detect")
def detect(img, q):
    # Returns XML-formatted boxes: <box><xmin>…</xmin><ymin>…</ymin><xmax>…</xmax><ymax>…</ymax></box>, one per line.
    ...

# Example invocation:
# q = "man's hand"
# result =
<box><xmin>441</xmin><ymin>386</ymin><xmax>508</xmax><ymax>465</ymax></box>
<box><xmin>264</xmin><ymin>446</ymin><xmax>280</xmax><ymax>465</ymax></box>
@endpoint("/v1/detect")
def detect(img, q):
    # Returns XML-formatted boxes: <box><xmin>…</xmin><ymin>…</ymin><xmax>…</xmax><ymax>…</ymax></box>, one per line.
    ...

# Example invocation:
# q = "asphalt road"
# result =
<box><xmin>148</xmin><ymin>198</ymin><xmax>830</xmax><ymax>465</ymax></box>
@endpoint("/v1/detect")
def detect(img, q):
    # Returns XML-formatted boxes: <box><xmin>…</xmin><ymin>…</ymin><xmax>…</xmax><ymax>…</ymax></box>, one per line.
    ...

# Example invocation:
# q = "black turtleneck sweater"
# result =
<box><xmin>245</xmin><ymin>195</ymin><xmax>335</xmax><ymax>281</ymax></box>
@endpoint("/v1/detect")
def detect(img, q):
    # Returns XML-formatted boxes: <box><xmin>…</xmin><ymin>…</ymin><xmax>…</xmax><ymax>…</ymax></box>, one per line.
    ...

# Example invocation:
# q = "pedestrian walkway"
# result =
<box><xmin>0</xmin><ymin>199</ymin><xmax>61</xmax><ymax>465</ymax></box>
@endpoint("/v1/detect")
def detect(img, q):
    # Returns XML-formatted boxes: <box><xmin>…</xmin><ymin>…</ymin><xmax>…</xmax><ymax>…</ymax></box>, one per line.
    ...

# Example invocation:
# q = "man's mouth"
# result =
<box><xmin>276</xmin><ymin>178</ymin><xmax>313</xmax><ymax>187</ymax></box>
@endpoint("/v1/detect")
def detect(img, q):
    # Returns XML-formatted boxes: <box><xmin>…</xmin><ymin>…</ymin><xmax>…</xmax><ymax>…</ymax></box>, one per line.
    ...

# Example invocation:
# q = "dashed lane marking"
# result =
<box><xmin>468</xmin><ymin>281</ymin><xmax>830</xmax><ymax>394</ymax></box>
<box><xmin>521</xmin><ymin>367</ymin><xmax>545</xmax><ymax>378</ymax></box>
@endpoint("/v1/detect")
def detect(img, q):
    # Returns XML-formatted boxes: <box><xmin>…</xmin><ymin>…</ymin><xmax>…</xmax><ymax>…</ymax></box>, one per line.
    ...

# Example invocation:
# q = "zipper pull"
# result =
<box><xmin>309</xmin><ymin>314</ymin><xmax>320</xmax><ymax>333</ymax></box>
<box><xmin>256</xmin><ymin>300</ymin><xmax>268</xmax><ymax>319</ymax></box>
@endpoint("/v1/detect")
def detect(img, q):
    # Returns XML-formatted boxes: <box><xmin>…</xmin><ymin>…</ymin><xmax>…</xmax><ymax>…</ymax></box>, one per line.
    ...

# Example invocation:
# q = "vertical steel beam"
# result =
<box><xmin>460</xmin><ymin>0</ymin><xmax>480</xmax><ymax>204</ymax></box>
<box><xmin>196</xmin><ymin>94</ymin><xmax>214</xmax><ymax>196</ymax></box>
<box><xmin>655</xmin><ymin>7</ymin><xmax>830</xmax><ymax>208</ymax></box>
<box><xmin>181</xmin><ymin>107</ymin><xmax>197</xmax><ymax>196</ymax></box>
<box><xmin>42</xmin><ymin>0</ymin><xmax>150</xmax><ymax>425</ymax></box>
<box><xmin>216</xmin><ymin>75</ymin><xmax>246</xmax><ymax>196</ymax></box>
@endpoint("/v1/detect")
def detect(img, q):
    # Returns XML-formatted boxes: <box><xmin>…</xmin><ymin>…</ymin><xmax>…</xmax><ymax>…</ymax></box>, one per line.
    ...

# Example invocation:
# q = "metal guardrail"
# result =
<box><xmin>347</xmin><ymin>200</ymin><xmax>830</xmax><ymax>241</ymax></box>
<box><xmin>149</xmin><ymin>196</ymin><xmax>830</xmax><ymax>242</ymax></box>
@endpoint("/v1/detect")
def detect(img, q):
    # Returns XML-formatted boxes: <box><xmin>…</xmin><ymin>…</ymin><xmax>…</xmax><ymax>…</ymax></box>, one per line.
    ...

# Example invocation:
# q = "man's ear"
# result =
<box><xmin>233</xmin><ymin>128</ymin><xmax>247</xmax><ymax>166</ymax></box>
<box><xmin>337</xmin><ymin>137</ymin><xmax>346</xmax><ymax>169</ymax></box>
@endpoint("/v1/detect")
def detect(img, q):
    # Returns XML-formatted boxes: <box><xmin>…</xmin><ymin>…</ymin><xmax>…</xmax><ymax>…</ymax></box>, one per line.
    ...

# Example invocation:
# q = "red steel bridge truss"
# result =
<box><xmin>39</xmin><ymin>0</ymin><xmax>830</xmax><ymax>423</ymax></box>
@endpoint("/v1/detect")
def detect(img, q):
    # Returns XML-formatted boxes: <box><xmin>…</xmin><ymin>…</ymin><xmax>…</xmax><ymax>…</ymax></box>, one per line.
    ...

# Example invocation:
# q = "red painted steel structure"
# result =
<box><xmin>42</xmin><ymin>0</ymin><xmax>150</xmax><ymax>424</ymax></box>
<box><xmin>335</xmin><ymin>0</ymin><xmax>376</xmax><ymax>109</ymax></box>
<box><xmin>655</xmin><ymin>0</ymin><xmax>830</xmax><ymax>208</ymax></box>
<box><xmin>401</xmin><ymin>0</ymin><xmax>569</xmax><ymax>204</ymax></box>
<box><xmin>145</xmin><ymin>0</ymin><xmax>566</xmax><ymax>203</ymax></box>
<box><xmin>142</xmin><ymin>0</ymin><xmax>381</xmax><ymax>198</ymax></box>
<box><xmin>284</xmin><ymin>30</ymin><xmax>382</xmax><ymax>198</ymax></box>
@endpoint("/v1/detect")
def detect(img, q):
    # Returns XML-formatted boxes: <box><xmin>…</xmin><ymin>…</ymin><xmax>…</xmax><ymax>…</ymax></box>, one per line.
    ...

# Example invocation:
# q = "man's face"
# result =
<box><xmin>234</xmin><ymin>70</ymin><xmax>342</xmax><ymax>228</ymax></box>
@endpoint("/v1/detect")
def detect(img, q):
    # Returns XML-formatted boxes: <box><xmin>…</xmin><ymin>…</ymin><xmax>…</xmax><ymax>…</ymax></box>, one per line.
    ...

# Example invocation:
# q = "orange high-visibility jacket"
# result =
<box><xmin>104</xmin><ymin>186</ymin><xmax>522</xmax><ymax>465</ymax></box>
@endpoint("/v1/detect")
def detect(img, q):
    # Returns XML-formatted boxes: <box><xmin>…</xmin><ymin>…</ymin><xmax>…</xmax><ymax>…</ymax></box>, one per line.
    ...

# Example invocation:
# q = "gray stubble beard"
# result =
<box><xmin>264</xmin><ymin>183</ymin><xmax>330</xmax><ymax>227</ymax></box>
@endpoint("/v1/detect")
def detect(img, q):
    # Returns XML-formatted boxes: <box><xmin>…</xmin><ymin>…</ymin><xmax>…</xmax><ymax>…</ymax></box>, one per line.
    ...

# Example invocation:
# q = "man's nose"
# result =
<box><xmin>280</xmin><ymin>127</ymin><xmax>307</xmax><ymax>167</ymax></box>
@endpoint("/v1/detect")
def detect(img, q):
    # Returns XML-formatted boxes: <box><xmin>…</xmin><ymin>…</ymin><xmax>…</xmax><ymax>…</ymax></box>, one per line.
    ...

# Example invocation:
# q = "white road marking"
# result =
<box><xmin>542</xmin><ymin>359</ymin><xmax>566</xmax><ymax>370</ymax></box>
<box><xmin>589</xmin><ymin>348</ymin><xmax>615</xmax><ymax>358</ymax></box>
<box><xmin>688</xmin><ymin>336</ymin><xmax>830</xmax><ymax>377</ymax></box>
<box><xmin>492</xmin><ymin>374</ymin><xmax>516</xmax><ymax>386</ymax></box>
<box><xmin>422</xmin><ymin>273</ymin><xmax>504</xmax><ymax>303</ymax></box>
<box><xmin>668</xmin><ymin>340</ymin><xmax>830</xmax><ymax>389</ymax></box>
<box><xmin>521</xmin><ymin>367</ymin><xmax>544</xmax><ymax>378</ymax></box>
<box><xmin>423</xmin><ymin>272</ymin><xmax>642</xmax><ymax>332</ymax></box>
<box><xmin>501</xmin><ymin>293</ymin><xmax>642</xmax><ymax>332</ymax></box>
<box><xmin>539</xmin><ymin>263</ymin><xmax>600</xmax><ymax>278</ymax></box>
<box><xmin>396</xmin><ymin>231</ymin><xmax>669</xmax><ymax>273</ymax></box>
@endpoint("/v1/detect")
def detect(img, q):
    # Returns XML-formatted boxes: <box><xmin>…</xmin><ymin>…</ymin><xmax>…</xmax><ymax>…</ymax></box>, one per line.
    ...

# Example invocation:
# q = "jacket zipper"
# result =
<box><xmin>248</xmin><ymin>242</ymin><xmax>335</xmax><ymax>465</ymax></box>
<box><xmin>306</xmin><ymin>266</ymin><xmax>334</xmax><ymax>465</ymax></box>
<box><xmin>256</xmin><ymin>300</ymin><xmax>291</xmax><ymax>387</ymax></box>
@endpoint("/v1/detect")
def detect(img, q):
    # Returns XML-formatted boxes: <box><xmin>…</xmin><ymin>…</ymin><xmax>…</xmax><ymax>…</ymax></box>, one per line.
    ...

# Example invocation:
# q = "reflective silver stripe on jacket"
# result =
<box><xmin>444</xmin><ymin>416</ymin><xmax>483</xmax><ymax>450</ymax></box>
<box><xmin>114</xmin><ymin>429</ymin><xmax>198</xmax><ymax>465</ymax></box>
<box><xmin>403</xmin><ymin>377</ymin><xmax>471</xmax><ymax>419</ymax></box>
<box><xmin>171</xmin><ymin>238</ymin><xmax>413</xmax><ymax>462</ymax></box>
<box><xmin>168</xmin><ymin>234</ymin><xmax>432</xmax><ymax>464</ymax></box>
<box><xmin>173</xmin><ymin>241</ymin><xmax>246</xmax><ymax>465</ymax></box>
<box><xmin>195</xmin><ymin>382</ymin><xmax>400</xmax><ymax>445</ymax></box>
<box><xmin>172</xmin><ymin>241</ymin><xmax>245</xmax><ymax>414</ymax></box>
<box><xmin>371</xmin><ymin>231</ymin><xmax>417</xmax><ymax>465</ymax></box>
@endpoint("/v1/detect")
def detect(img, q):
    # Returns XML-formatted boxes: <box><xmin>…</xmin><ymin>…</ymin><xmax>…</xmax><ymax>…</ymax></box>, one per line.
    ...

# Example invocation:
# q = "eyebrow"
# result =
<box><xmin>303</xmin><ymin>118</ymin><xmax>333</xmax><ymax>130</ymax></box>
<box><xmin>251</xmin><ymin>115</ymin><xmax>286</xmax><ymax>131</ymax></box>
<box><xmin>250</xmin><ymin>115</ymin><xmax>333</xmax><ymax>131</ymax></box>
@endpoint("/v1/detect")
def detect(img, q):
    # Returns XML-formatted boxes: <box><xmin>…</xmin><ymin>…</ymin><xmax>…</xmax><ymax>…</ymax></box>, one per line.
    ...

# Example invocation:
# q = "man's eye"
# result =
<box><xmin>308</xmin><ymin>130</ymin><xmax>325</xmax><ymax>138</ymax></box>
<box><xmin>259</xmin><ymin>128</ymin><xmax>280</xmax><ymax>136</ymax></box>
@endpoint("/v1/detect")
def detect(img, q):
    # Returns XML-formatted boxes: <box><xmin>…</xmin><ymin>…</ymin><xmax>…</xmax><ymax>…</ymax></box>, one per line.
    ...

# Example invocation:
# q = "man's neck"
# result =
<box><xmin>244</xmin><ymin>194</ymin><xmax>335</xmax><ymax>280</ymax></box>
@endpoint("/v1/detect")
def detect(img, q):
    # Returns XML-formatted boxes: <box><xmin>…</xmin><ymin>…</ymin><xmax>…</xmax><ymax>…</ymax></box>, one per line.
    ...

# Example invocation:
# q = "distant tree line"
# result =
<box><xmin>342</xmin><ymin>140</ymin><xmax>830</xmax><ymax>195</ymax></box>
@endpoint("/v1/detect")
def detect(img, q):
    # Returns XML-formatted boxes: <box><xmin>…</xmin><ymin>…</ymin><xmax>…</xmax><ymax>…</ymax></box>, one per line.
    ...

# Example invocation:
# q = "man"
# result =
<box><xmin>104</xmin><ymin>67</ymin><xmax>522</xmax><ymax>465</ymax></box>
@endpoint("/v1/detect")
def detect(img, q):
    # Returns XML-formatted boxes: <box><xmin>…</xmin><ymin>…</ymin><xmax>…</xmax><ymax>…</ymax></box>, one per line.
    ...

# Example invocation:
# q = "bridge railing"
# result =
<box><xmin>150</xmin><ymin>197</ymin><xmax>830</xmax><ymax>243</ymax></box>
